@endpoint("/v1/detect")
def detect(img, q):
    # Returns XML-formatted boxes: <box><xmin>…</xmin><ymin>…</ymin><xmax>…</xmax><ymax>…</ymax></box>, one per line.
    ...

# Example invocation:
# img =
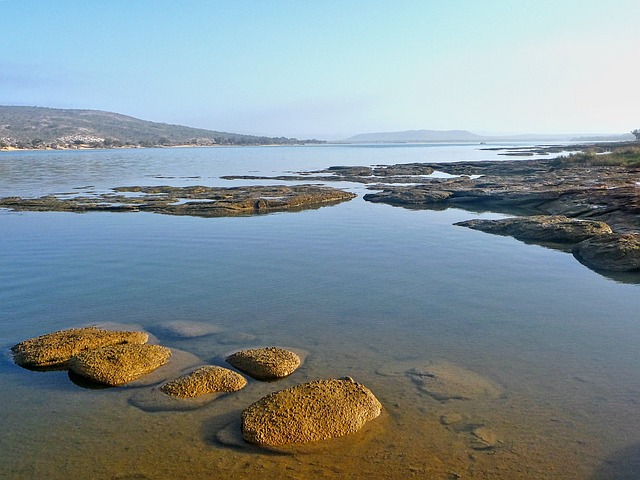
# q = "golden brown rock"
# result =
<box><xmin>11</xmin><ymin>327</ymin><xmax>148</xmax><ymax>368</ymax></box>
<box><xmin>226</xmin><ymin>347</ymin><xmax>300</xmax><ymax>380</ymax></box>
<box><xmin>161</xmin><ymin>366</ymin><xmax>247</xmax><ymax>398</ymax></box>
<box><xmin>242</xmin><ymin>378</ymin><xmax>382</xmax><ymax>446</ymax></box>
<box><xmin>69</xmin><ymin>343</ymin><xmax>171</xmax><ymax>386</ymax></box>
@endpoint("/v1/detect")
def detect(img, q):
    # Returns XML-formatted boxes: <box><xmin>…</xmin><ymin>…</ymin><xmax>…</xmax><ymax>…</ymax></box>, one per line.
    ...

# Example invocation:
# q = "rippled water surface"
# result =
<box><xmin>1</xmin><ymin>144</ymin><xmax>639</xmax><ymax>479</ymax></box>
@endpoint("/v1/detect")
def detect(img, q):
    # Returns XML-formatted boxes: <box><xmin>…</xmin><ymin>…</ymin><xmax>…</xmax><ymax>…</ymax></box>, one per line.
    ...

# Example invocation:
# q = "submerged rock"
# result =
<box><xmin>152</xmin><ymin>320</ymin><xmax>222</xmax><ymax>339</ymax></box>
<box><xmin>406</xmin><ymin>362</ymin><xmax>503</xmax><ymax>402</ymax></box>
<box><xmin>161</xmin><ymin>365</ymin><xmax>247</xmax><ymax>398</ymax></box>
<box><xmin>455</xmin><ymin>215</ymin><xmax>612</xmax><ymax>244</ymax></box>
<box><xmin>11</xmin><ymin>327</ymin><xmax>148</xmax><ymax>368</ymax></box>
<box><xmin>471</xmin><ymin>426</ymin><xmax>500</xmax><ymax>450</ymax></box>
<box><xmin>241</xmin><ymin>378</ymin><xmax>382</xmax><ymax>446</ymax></box>
<box><xmin>69</xmin><ymin>343</ymin><xmax>171</xmax><ymax>386</ymax></box>
<box><xmin>572</xmin><ymin>233</ymin><xmax>640</xmax><ymax>272</ymax></box>
<box><xmin>226</xmin><ymin>347</ymin><xmax>301</xmax><ymax>380</ymax></box>
<box><xmin>440</xmin><ymin>413</ymin><xmax>465</xmax><ymax>425</ymax></box>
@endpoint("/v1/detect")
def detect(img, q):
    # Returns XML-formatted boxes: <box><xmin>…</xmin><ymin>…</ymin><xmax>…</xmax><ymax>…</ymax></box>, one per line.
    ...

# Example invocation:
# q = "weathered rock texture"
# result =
<box><xmin>11</xmin><ymin>327</ymin><xmax>148</xmax><ymax>368</ymax></box>
<box><xmin>0</xmin><ymin>185</ymin><xmax>355</xmax><ymax>218</ymax></box>
<box><xmin>406</xmin><ymin>362</ymin><xmax>503</xmax><ymax>402</ymax></box>
<box><xmin>161</xmin><ymin>366</ymin><xmax>247</xmax><ymax>398</ymax></box>
<box><xmin>69</xmin><ymin>344</ymin><xmax>171</xmax><ymax>386</ymax></box>
<box><xmin>226</xmin><ymin>347</ymin><xmax>301</xmax><ymax>380</ymax></box>
<box><xmin>455</xmin><ymin>215</ymin><xmax>612</xmax><ymax>244</ymax></box>
<box><xmin>572</xmin><ymin>233</ymin><xmax>640</xmax><ymax>272</ymax></box>
<box><xmin>241</xmin><ymin>378</ymin><xmax>382</xmax><ymax>446</ymax></box>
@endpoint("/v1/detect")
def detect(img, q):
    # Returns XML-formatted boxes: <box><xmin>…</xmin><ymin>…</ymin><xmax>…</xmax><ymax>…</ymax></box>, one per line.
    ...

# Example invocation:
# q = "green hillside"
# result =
<box><xmin>0</xmin><ymin>106</ymin><xmax>321</xmax><ymax>149</ymax></box>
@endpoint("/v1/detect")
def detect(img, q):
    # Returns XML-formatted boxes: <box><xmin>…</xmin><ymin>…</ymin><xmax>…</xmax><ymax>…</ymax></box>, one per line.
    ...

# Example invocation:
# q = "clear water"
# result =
<box><xmin>1</xmin><ymin>144</ymin><xmax>639</xmax><ymax>479</ymax></box>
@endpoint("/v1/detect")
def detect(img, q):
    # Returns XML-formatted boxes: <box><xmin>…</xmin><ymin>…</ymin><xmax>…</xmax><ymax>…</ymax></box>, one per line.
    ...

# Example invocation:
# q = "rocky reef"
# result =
<box><xmin>361</xmin><ymin>158</ymin><xmax>640</xmax><ymax>234</ymax></box>
<box><xmin>0</xmin><ymin>185</ymin><xmax>356</xmax><ymax>217</ymax></box>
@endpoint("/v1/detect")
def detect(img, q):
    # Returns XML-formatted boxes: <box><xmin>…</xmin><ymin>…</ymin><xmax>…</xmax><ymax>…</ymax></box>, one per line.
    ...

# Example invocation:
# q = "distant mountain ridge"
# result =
<box><xmin>343</xmin><ymin>129</ymin><xmax>484</xmax><ymax>143</ymax></box>
<box><xmin>340</xmin><ymin>129</ymin><xmax>634</xmax><ymax>143</ymax></box>
<box><xmin>0</xmin><ymin>106</ymin><xmax>321</xmax><ymax>149</ymax></box>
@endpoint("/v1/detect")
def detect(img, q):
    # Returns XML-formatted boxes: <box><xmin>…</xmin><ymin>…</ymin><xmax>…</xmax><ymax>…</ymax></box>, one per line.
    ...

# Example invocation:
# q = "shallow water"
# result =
<box><xmin>1</xmin><ymin>144</ymin><xmax>639</xmax><ymax>479</ymax></box>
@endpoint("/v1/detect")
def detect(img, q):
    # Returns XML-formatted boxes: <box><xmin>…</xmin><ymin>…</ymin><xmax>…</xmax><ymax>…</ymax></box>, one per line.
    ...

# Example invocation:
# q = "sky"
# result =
<box><xmin>1</xmin><ymin>0</ymin><xmax>639</xmax><ymax>139</ymax></box>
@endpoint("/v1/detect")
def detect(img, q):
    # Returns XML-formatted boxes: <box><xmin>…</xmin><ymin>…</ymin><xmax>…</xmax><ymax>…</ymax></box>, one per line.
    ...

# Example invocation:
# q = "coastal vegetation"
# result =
<box><xmin>0</xmin><ymin>106</ymin><xmax>322</xmax><ymax>150</ymax></box>
<box><xmin>551</xmin><ymin>143</ymin><xmax>640</xmax><ymax>167</ymax></box>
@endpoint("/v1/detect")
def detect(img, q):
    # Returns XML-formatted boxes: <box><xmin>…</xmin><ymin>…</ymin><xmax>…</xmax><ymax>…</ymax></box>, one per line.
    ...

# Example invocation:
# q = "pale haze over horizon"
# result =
<box><xmin>2</xmin><ymin>0</ymin><xmax>639</xmax><ymax>139</ymax></box>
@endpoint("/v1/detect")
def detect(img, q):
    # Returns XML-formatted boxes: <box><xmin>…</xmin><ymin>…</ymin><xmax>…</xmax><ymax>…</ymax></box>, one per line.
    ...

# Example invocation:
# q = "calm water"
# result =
<box><xmin>1</xmin><ymin>144</ymin><xmax>639</xmax><ymax>479</ymax></box>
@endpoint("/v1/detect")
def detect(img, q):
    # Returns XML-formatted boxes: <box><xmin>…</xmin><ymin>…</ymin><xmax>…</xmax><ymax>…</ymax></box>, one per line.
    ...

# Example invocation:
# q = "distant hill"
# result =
<box><xmin>342</xmin><ymin>129</ymin><xmax>484</xmax><ymax>143</ymax></box>
<box><xmin>0</xmin><ymin>106</ymin><xmax>322</xmax><ymax>149</ymax></box>
<box><xmin>571</xmin><ymin>133</ymin><xmax>635</xmax><ymax>142</ymax></box>
<box><xmin>340</xmin><ymin>129</ymin><xmax>631</xmax><ymax>144</ymax></box>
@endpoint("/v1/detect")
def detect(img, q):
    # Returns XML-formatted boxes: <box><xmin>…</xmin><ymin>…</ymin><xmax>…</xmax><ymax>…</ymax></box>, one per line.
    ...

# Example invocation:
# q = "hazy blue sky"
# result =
<box><xmin>2</xmin><ymin>0</ymin><xmax>639</xmax><ymax>138</ymax></box>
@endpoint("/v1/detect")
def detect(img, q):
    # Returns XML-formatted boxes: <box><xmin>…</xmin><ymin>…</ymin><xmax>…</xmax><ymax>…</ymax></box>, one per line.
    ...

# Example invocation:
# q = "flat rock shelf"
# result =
<box><xmin>0</xmin><ymin>185</ymin><xmax>356</xmax><ymax>217</ymax></box>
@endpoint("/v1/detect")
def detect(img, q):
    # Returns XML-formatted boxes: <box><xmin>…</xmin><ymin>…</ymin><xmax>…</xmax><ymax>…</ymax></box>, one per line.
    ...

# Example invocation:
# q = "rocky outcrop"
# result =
<box><xmin>0</xmin><ymin>185</ymin><xmax>356</xmax><ymax>218</ymax></box>
<box><xmin>69</xmin><ymin>344</ymin><xmax>172</xmax><ymax>386</ymax></box>
<box><xmin>11</xmin><ymin>327</ymin><xmax>148</xmax><ymax>368</ymax></box>
<box><xmin>161</xmin><ymin>366</ymin><xmax>247</xmax><ymax>398</ymax></box>
<box><xmin>226</xmin><ymin>347</ymin><xmax>301</xmax><ymax>380</ymax></box>
<box><xmin>222</xmin><ymin>163</ymin><xmax>436</xmax><ymax>184</ymax></box>
<box><xmin>455</xmin><ymin>215</ymin><xmax>612</xmax><ymax>244</ymax></box>
<box><xmin>572</xmin><ymin>233</ymin><xmax>640</xmax><ymax>272</ymax></box>
<box><xmin>241</xmin><ymin>378</ymin><xmax>382</xmax><ymax>446</ymax></box>
<box><xmin>361</xmin><ymin>159</ymin><xmax>640</xmax><ymax>233</ymax></box>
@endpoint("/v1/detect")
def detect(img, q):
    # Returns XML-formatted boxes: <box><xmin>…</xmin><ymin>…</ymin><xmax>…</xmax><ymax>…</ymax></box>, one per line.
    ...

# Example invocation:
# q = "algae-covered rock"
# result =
<box><xmin>226</xmin><ymin>347</ymin><xmax>300</xmax><ymax>380</ymax></box>
<box><xmin>69</xmin><ymin>343</ymin><xmax>171</xmax><ymax>386</ymax></box>
<box><xmin>161</xmin><ymin>365</ymin><xmax>247</xmax><ymax>398</ymax></box>
<box><xmin>11</xmin><ymin>327</ymin><xmax>148</xmax><ymax>368</ymax></box>
<box><xmin>241</xmin><ymin>378</ymin><xmax>382</xmax><ymax>446</ymax></box>
<box><xmin>572</xmin><ymin>233</ymin><xmax>640</xmax><ymax>271</ymax></box>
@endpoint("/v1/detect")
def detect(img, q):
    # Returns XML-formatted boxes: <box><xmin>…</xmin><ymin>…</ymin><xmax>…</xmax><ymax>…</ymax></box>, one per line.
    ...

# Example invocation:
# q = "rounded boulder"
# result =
<box><xmin>161</xmin><ymin>365</ymin><xmax>247</xmax><ymax>398</ymax></box>
<box><xmin>11</xmin><ymin>327</ymin><xmax>149</xmax><ymax>368</ymax></box>
<box><xmin>242</xmin><ymin>378</ymin><xmax>382</xmax><ymax>446</ymax></box>
<box><xmin>226</xmin><ymin>347</ymin><xmax>300</xmax><ymax>380</ymax></box>
<box><xmin>69</xmin><ymin>343</ymin><xmax>171</xmax><ymax>386</ymax></box>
